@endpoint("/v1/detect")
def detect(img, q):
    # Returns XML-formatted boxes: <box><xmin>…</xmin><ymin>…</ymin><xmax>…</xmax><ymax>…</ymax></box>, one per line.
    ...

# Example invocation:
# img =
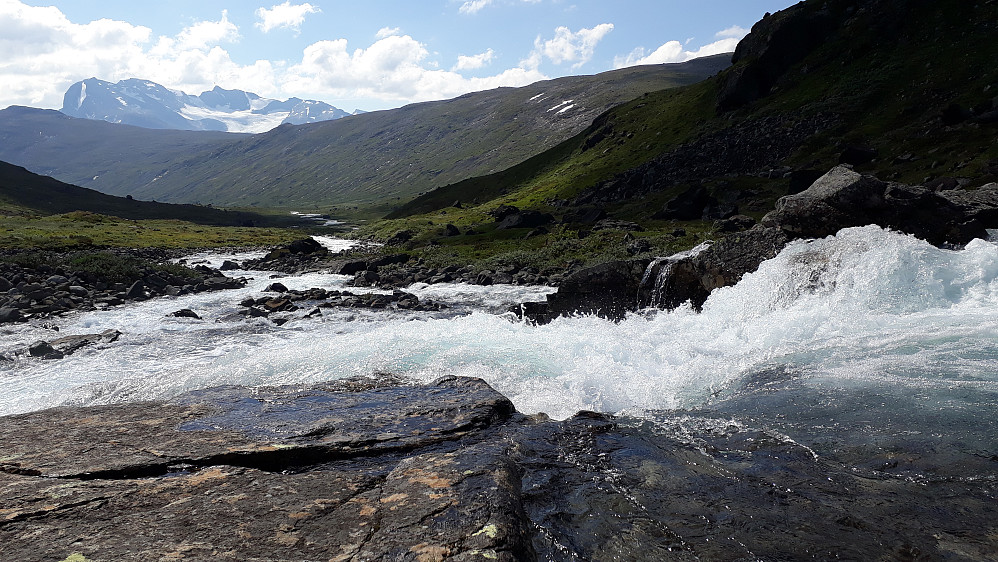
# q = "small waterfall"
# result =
<box><xmin>637</xmin><ymin>241</ymin><xmax>712</xmax><ymax>309</ymax></box>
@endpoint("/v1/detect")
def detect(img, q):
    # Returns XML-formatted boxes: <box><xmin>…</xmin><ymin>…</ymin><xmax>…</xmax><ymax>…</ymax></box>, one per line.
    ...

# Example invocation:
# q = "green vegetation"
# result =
<box><xmin>0</xmin><ymin>212</ymin><xmax>301</xmax><ymax>250</ymax></box>
<box><xmin>0</xmin><ymin>249</ymin><xmax>203</xmax><ymax>284</ymax></box>
<box><xmin>352</xmin><ymin>0</ymin><xmax>998</xmax><ymax>273</ymax></box>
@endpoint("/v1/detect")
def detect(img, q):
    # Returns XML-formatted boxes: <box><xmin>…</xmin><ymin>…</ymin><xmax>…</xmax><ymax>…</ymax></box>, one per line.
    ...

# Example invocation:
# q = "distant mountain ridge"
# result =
<box><xmin>0</xmin><ymin>56</ymin><xmax>731</xmax><ymax>209</ymax></box>
<box><xmin>60</xmin><ymin>78</ymin><xmax>356</xmax><ymax>133</ymax></box>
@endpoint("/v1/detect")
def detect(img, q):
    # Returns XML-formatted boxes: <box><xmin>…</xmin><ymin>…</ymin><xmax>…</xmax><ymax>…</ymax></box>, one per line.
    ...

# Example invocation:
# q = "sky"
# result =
<box><xmin>1</xmin><ymin>0</ymin><xmax>795</xmax><ymax>113</ymax></box>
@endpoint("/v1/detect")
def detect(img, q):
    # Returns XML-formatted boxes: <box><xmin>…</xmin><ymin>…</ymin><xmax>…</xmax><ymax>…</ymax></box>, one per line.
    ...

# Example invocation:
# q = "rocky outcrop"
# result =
<box><xmin>523</xmin><ymin>166</ymin><xmax>998</xmax><ymax>321</ymax></box>
<box><xmin>511</xmin><ymin>259</ymin><xmax>651</xmax><ymax>324</ymax></box>
<box><xmin>761</xmin><ymin>165</ymin><xmax>989</xmax><ymax>245</ymax></box>
<box><xmin>238</xmin><ymin>286</ymin><xmax>445</xmax><ymax>323</ymax></box>
<box><xmin>2</xmin><ymin>376</ymin><xmax>994</xmax><ymax>560</ymax></box>
<box><xmin>0</xmin><ymin>249</ymin><xmax>244</xmax><ymax>323</ymax></box>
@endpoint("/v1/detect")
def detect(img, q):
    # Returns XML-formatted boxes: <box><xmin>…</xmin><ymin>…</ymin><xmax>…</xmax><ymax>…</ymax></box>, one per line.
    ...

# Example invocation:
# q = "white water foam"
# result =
<box><xmin>2</xmin><ymin>226</ymin><xmax>997</xmax><ymax>421</ymax></box>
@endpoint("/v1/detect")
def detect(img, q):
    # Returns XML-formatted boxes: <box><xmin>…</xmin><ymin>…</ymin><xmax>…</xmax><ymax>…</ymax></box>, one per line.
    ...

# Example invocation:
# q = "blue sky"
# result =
<box><xmin>2</xmin><ymin>0</ymin><xmax>795</xmax><ymax>112</ymax></box>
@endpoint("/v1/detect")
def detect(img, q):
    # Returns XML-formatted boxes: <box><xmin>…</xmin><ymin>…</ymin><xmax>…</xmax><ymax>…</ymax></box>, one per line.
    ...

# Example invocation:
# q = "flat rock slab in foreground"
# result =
<box><xmin>0</xmin><ymin>377</ymin><xmax>530</xmax><ymax>561</ymax></box>
<box><xmin>1</xmin><ymin>377</ymin><xmax>996</xmax><ymax>561</ymax></box>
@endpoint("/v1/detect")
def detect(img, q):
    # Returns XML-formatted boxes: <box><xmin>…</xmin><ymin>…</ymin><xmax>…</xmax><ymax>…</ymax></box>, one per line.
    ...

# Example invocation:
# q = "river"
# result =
<box><xmin>2</xmin><ymin>224</ymin><xmax>997</xmax><ymax>477</ymax></box>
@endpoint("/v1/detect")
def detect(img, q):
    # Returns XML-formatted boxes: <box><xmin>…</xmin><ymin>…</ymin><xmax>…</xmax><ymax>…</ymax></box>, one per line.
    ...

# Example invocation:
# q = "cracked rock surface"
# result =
<box><xmin>0</xmin><ymin>376</ymin><xmax>531</xmax><ymax>561</ymax></box>
<box><xmin>2</xmin><ymin>376</ymin><xmax>996</xmax><ymax>561</ymax></box>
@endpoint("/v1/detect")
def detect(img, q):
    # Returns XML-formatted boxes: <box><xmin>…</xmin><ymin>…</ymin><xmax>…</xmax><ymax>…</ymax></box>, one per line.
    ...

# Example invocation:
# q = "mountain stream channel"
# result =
<box><xmin>2</xmin><ymin>225</ymin><xmax>997</xmax><ymax>560</ymax></box>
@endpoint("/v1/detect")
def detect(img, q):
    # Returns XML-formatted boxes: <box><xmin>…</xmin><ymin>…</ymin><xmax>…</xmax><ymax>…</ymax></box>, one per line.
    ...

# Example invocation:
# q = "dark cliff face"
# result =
<box><xmin>717</xmin><ymin>0</ymin><xmax>948</xmax><ymax>112</ymax></box>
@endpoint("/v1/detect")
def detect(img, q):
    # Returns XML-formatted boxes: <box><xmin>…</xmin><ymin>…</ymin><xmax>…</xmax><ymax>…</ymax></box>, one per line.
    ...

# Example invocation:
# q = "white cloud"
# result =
<box><xmin>459</xmin><ymin>0</ymin><xmax>494</xmax><ymax>14</ymax></box>
<box><xmin>255</xmin><ymin>2</ymin><xmax>320</xmax><ymax>34</ymax></box>
<box><xmin>0</xmin><ymin>0</ymin><xmax>545</xmax><ymax>112</ymax></box>
<box><xmin>613</xmin><ymin>26</ymin><xmax>748</xmax><ymax>69</ymax></box>
<box><xmin>284</xmin><ymin>35</ymin><xmax>544</xmax><ymax>103</ymax></box>
<box><xmin>453</xmin><ymin>49</ymin><xmax>495</xmax><ymax>71</ymax></box>
<box><xmin>175</xmin><ymin>10</ymin><xmax>239</xmax><ymax>51</ymax></box>
<box><xmin>376</xmin><ymin>26</ymin><xmax>401</xmax><ymax>39</ymax></box>
<box><xmin>716</xmin><ymin>25</ymin><xmax>750</xmax><ymax>38</ymax></box>
<box><xmin>533</xmin><ymin>23</ymin><xmax>614</xmax><ymax>68</ymax></box>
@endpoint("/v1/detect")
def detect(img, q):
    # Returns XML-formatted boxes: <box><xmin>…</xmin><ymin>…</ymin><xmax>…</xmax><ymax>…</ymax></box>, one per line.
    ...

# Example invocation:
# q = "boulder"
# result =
<box><xmin>337</xmin><ymin>261</ymin><xmax>368</xmax><ymax>275</ymax></box>
<box><xmin>0</xmin><ymin>307</ymin><xmax>22</xmax><ymax>323</ymax></box>
<box><xmin>761</xmin><ymin>165</ymin><xmax>988</xmax><ymax>246</ymax></box>
<box><xmin>169</xmin><ymin>309</ymin><xmax>201</xmax><ymax>319</ymax></box>
<box><xmin>443</xmin><ymin>223</ymin><xmax>461</xmax><ymax>236</ymax></box>
<box><xmin>265</xmin><ymin>282</ymin><xmax>289</xmax><ymax>293</ymax></box>
<box><xmin>125</xmin><ymin>280</ymin><xmax>145</xmax><ymax>299</ymax></box>
<box><xmin>539</xmin><ymin>259</ymin><xmax>652</xmax><ymax>322</ymax></box>
<box><xmin>219</xmin><ymin>260</ymin><xmax>242</xmax><ymax>271</ymax></box>
<box><xmin>287</xmin><ymin>238</ymin><xmax>325</xmax><ymax>255</ymax></box>
<box><xmin>653</xmin><ymin>186</ymin><xmax>716</xmax><ymax>220</ymax></box>
<box><xmin>27</xmin><ymin>341</ymin><xmax>57</xmax><ymax>358</ymax></box>
<box><xmin>496</xmin><ymin>211</ymin><xmax>555</xmax><ymax>230</ymax></box>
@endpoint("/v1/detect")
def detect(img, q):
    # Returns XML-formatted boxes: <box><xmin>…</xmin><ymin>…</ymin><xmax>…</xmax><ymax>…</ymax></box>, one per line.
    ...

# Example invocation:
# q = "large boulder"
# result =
<box><xmin>496</xmin><ymin>210</ymin><xmax>555</xmax><ymax>230</ymax></box>
<box><xmin>761</xmin><ymin>165</ymin><xmax>988</xmax><ymax>246</ymax></box>
<box><xmin>540</xmin><ymin>259</ymin><xmax>652</xmax><ymax>321</ymax></box>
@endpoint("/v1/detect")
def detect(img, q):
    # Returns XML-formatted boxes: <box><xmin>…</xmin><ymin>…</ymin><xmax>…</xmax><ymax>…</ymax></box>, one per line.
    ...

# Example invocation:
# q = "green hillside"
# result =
<box><xmin>0</xmin><ymin>161</ymin><xmax>303</xmax><ymax>249</ymax></box>
<box><xmin>0</xmin><ymin>57</ymin><xmax>729</xmax><ymax>210</ymax></box>
<box><xmin>355</xmin><ymin>0</ymin><xmax>998</xmax><ymax>272</ymax></box>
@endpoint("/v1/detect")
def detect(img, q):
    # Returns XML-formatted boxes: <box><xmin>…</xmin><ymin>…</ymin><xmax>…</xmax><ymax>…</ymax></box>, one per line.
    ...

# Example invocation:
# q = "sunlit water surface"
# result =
<box><xmin>2</xmin><ymin>226</ymin><xmax>997</xmax><ymax>468</ymax></box>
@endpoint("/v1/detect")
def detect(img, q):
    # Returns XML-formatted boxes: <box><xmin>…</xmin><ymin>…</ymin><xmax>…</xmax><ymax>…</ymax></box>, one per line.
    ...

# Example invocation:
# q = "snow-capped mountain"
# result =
<box><xmin>60</xmin><ymin>78</ymin><xmax>354</xmax><ymax>133</ymax></box>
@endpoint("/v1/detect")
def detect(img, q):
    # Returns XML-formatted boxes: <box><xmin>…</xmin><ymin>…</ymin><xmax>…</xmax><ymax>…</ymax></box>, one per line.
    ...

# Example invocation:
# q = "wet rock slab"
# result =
<box><xmin>0</xmin><ymin>376</ymin><xmax>530</xmax><ymax>561</ymax></box>
<box><xmin>1</xmin><ymin>376</ymin><xmax>996</xmax><ymax>561</ymax></box>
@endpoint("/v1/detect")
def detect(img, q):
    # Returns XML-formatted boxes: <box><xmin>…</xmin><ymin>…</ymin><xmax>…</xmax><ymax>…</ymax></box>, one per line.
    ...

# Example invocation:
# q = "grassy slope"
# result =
<box><xmin>0</xmin><ymin>107</ymin><xmax>246</xmax><ymax>196</ymax></box>
<box><xmin>353</xmin><ymin>0</ymin><xmax>998</xmax><ymax>273</ymax></box>
<box><xmin>0</xmin><ymin>161</ymin><xmax>304</xmax><ymax>250</ymax></box>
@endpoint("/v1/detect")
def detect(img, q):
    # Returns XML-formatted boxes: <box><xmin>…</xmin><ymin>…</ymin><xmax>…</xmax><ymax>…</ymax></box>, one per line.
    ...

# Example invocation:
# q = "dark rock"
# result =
<box><xmin>27</xmin><ymin>341</ymin><xmax>56</xmax><ymax>357</ymax></box>
<box><xmin>488</xmin><ymin>204</ymin><xmax>521</xmax><ymax>221</ymax></box>
<box><xmin>496</xmin><ymin>210</ymin><xmax>555</xmax><ymax>230</ymax></box>
<box><xmin>385</xmin><ymin>230</ymin><xmax>413</xmax><ymax>245</ymax></box>
<box><xmin>265</xmin><ymin>282</ymin><xmax>288</xmax><ymax>293</ymax></box>
<box><xmin>0</xmin><ymin>307</ymin><xmax>22</xmax><ymax>323</ymax></box>
<box><xmin>370</xmin><ymin>253</ymin><xmax>411</xmax><ymax>268</ymax></box>
<box><xmin>0</xmin><ymin>377</ymin><xmax>532</xmax><ymax>561</ymax></box>
<box><xmin>762</xmin><ymin>165</ymin><xmax>988</xmax><ymax>246</ymax></box>
<box><xmin>839</xmin><ymin>146</ymin><xmax>879</xmax><ymax>166</ymax></box>
<box><xmin>45</xmin><ymin>275</ymin><xmax>69</xmax><ymax>285</ymax></box>
<box><xmin>538</xmin><ymin>259</ymin><xmax>652</xmax><ymax>323</ymax></box>
<box><xmin>353</xmin><ymin>270</ymin><xmax>380</xmax><ymax>286</ymax></box>
<box><xmin>338</xmin><ymin>261</ymin><xmax>368</xmax><ymax>275</ymax></box>
<box><xmin>67</xmin><ymin>285</ymin><xmax>90</xmax><ymax>298</ymax></box>
<box><xmin>287</xmin><ymin>238</ymin><xmax>325</xmax><ymax>255</ymax></box>
<box><xmin>263</xmin><ymin>298</ymin><xmax>295</xmax><ymax>313</ymax></box>
<box><xmin>46</xmin><ymin>330</ymin><xmax>122</xmax><ymax>357</ymax></box>
<box><xmin>653</xmin><ymin>186</ymin><xmax>715</xmax><ymax>220</ymax></box>
<box><xmin>940</xmin><ymin>182</ymin><xmax>998</xmax><ymax>228</ymax></box>
<box><xmin>789</xmin><ymin>169</ymin><xmax>826</xmax><ymax>194</ymax></box>
<box><xmin>443</xmin><ymin>223</ymin><xmax>461</xmax><ymax>236</ymax></box>
<box><xmin>524</xmin><ymin>227</ymin><xmax>548</xmax><ymax>239</ymax></box>
<box><xmin>717</xmin><ymin>3</ymin><xmax>836</xmax><ymax>111</ymax></box>
<box><xmin>942</xmin><ymin>103</ymin><xmax>972</xmax><ymax>125</ymax></box>
<box><xmin>125</xmin><ymin>280</ymin><xmax>145</xmax><ymax>299</ymax></box>
<box><xmin>169</xmin><ymin>309</ymin><xmax>201</xmax><ymax>319</ymax></box>
<box><xmin>562</xmin><ymin>207</ymin><xmax>608</xmax><ymax>224</ymax></box>
<box><xmin>219</xmin><ymin>260</ymin><xmax>242</xmax><ymax>271</ymax></box>
<box><xmin>924</xmin><ymin>177</ymin><xmax>961</xmax><ymax>191</ymax></box>
<box><xmin>715</xmin><ymin>214</ymin><xmax>757</xmax><ymax>232</ymax></box>
<box><xmin>0</xmin><ymin>277</ymin><xmax>11</xmax><ymax>292</ymax></box>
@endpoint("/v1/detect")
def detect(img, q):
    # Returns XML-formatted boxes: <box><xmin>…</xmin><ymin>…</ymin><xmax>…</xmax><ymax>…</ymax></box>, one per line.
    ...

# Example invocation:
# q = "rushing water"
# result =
<box><xmin>2</xmin><ymin>225</ymin><xmax>997</xmax><ymax>470</ymax></box>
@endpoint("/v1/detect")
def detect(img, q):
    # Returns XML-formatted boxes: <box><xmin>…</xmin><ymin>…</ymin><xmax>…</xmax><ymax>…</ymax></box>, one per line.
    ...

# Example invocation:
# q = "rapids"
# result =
<box><xmin>2</xmin><ymin>225</ymin><xmax>997</xmax><ymax>465</ymax></box>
